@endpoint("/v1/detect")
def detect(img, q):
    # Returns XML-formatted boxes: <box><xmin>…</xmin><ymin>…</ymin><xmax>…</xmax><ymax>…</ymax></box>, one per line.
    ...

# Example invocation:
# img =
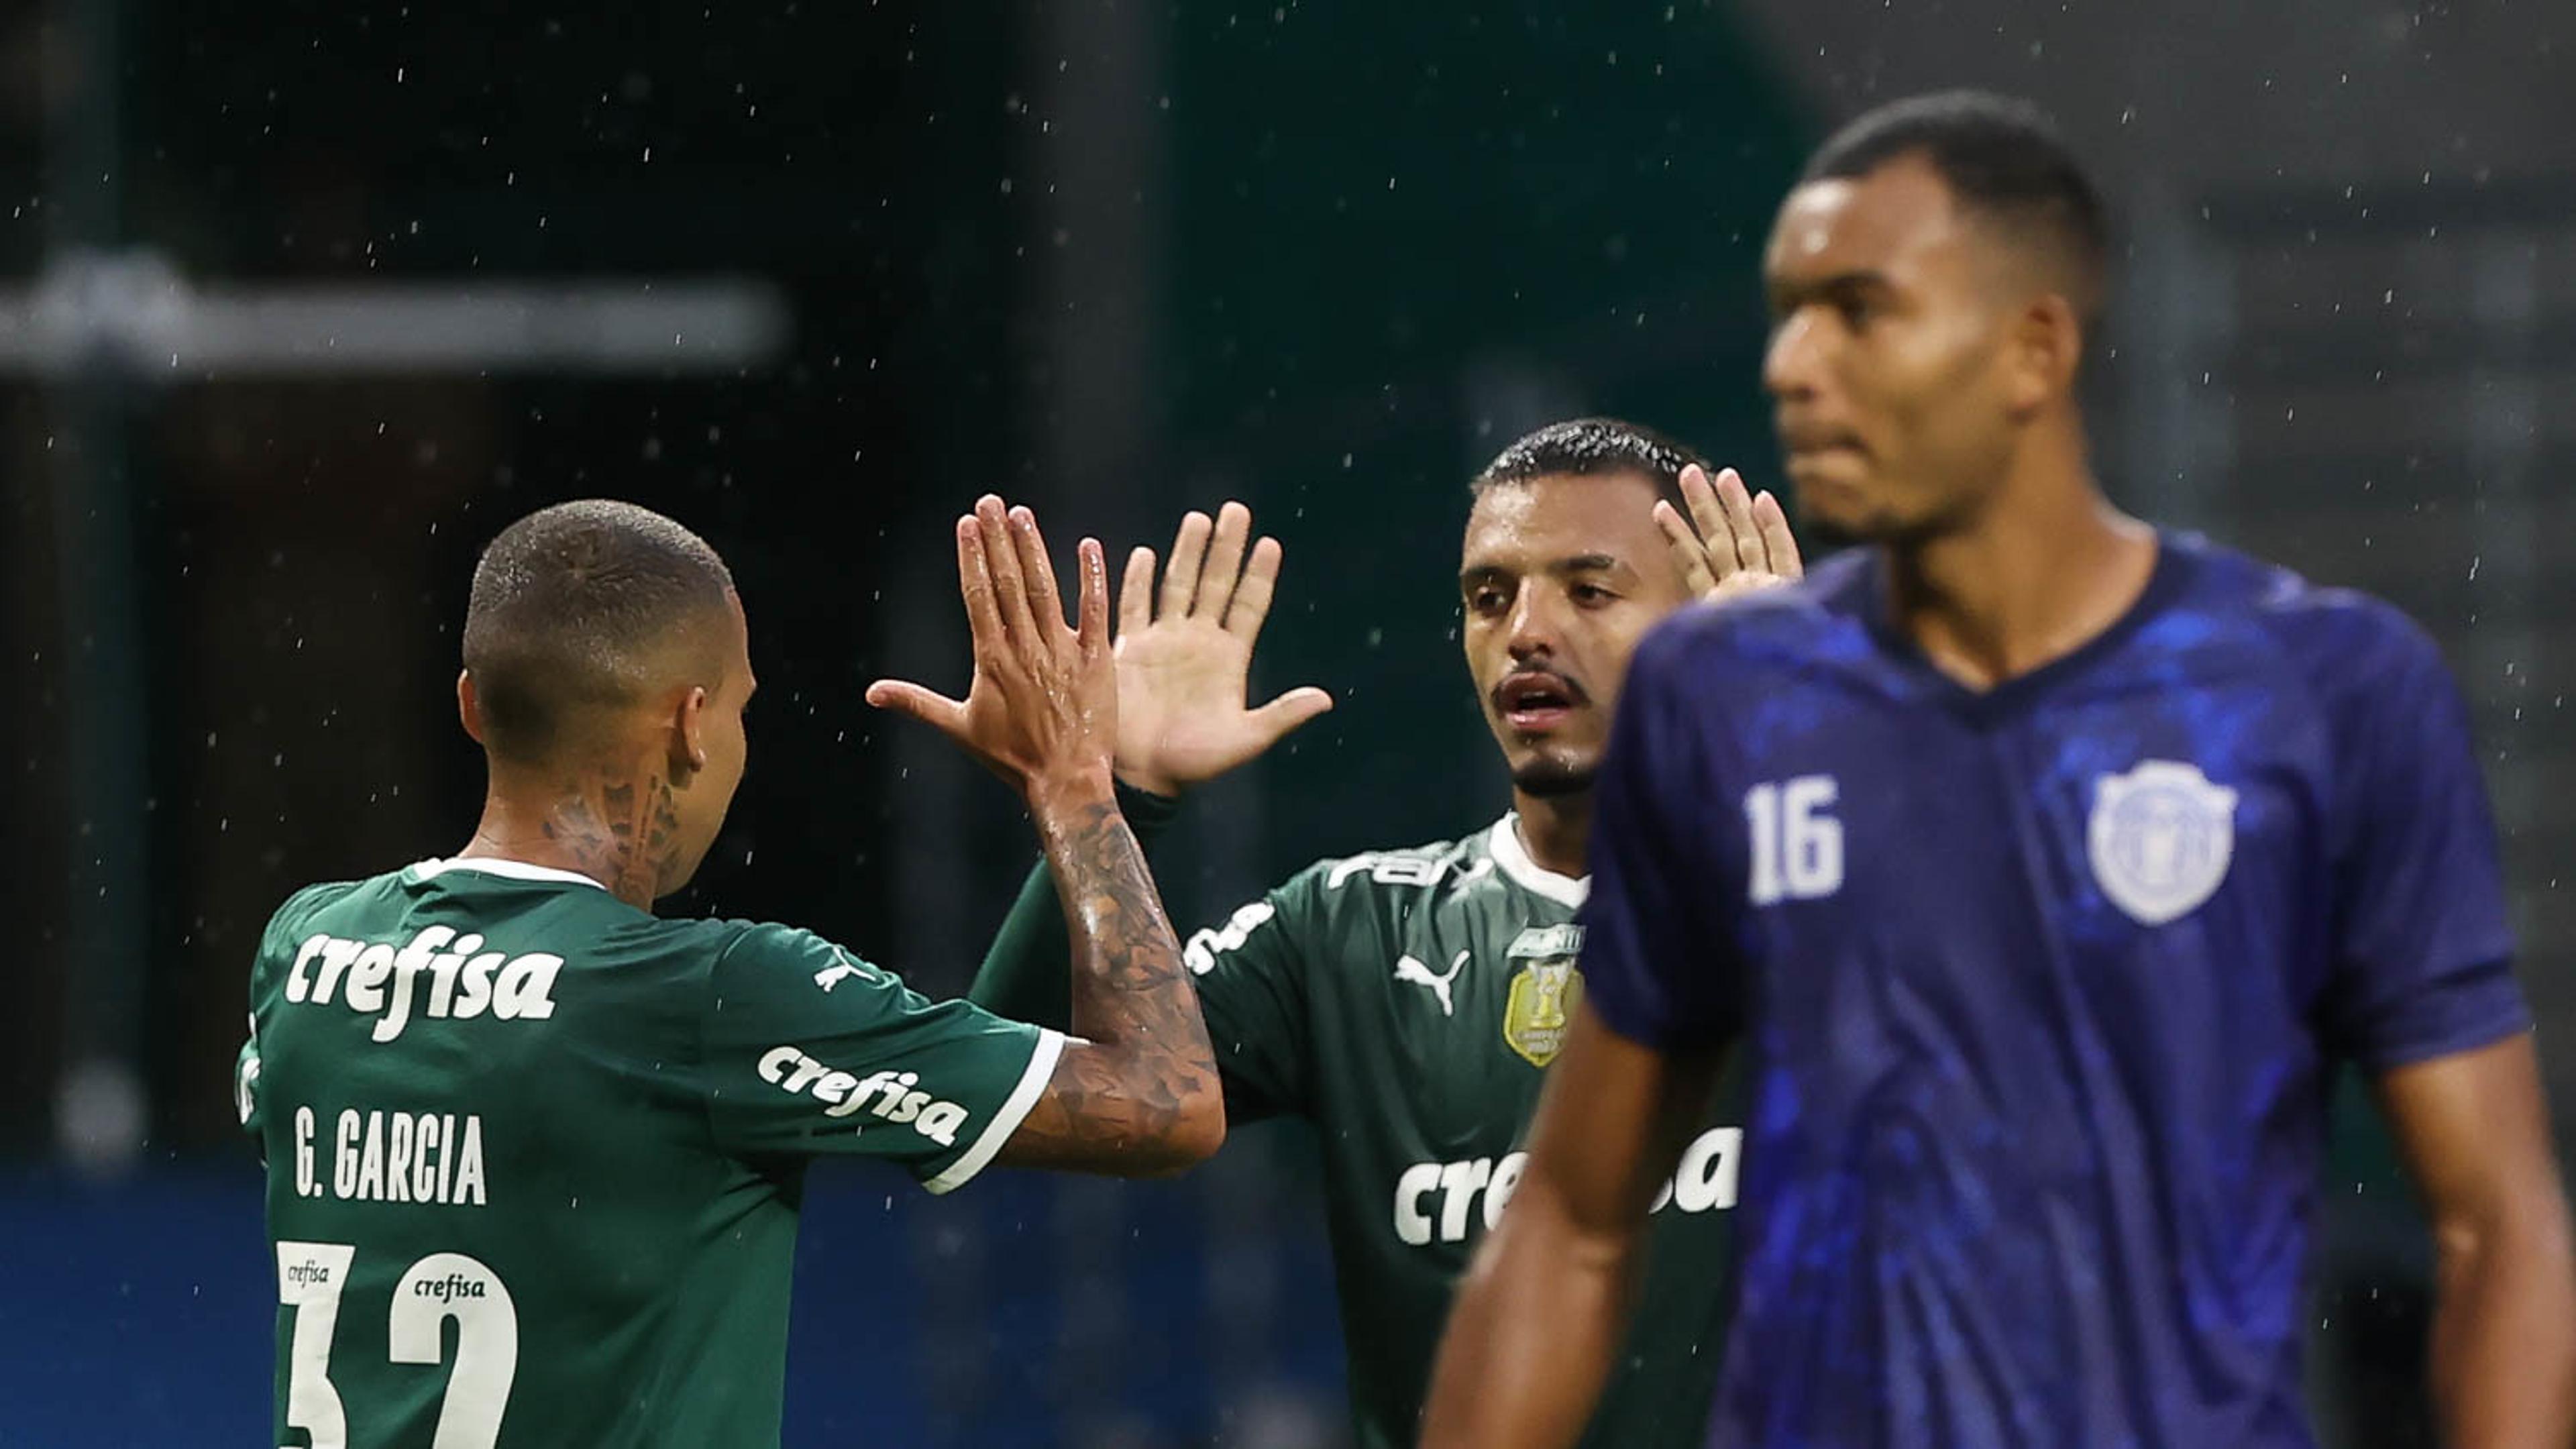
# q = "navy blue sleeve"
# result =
<box><xmin>2320</xmin><ymin>610</ymin><xmax>2527</xmax><ymax>1071</ymax></box>
<box><xmin>1578</xmin><ymin>614</ymin><xmax>1747</xmax><ymax>1051</ymax></box>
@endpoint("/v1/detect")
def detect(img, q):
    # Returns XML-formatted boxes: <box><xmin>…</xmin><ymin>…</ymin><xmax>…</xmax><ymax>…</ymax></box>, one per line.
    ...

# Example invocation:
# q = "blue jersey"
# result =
<box><xmin>1580</xmin><ymin>533</ymin><xmax>2528</xmax><ymax>1448</ymax></box>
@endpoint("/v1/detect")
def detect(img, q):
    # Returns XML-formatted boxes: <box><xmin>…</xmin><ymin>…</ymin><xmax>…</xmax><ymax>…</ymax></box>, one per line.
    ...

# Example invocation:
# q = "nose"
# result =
<box><xmin>1505</xmin><ymin>582</ymin><xmax>1561</xmax><ymax>663</ymax></box>
<box><xmin>1764</xmin><ymin>307</ymin><xmax>1824</xmax><ymax>405</ymax></box>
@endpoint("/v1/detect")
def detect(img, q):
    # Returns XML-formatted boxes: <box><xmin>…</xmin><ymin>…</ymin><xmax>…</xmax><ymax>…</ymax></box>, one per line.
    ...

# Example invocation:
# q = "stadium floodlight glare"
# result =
<box><xmin>0</xmin><ymin>248</ymin><xmax>794</xmax><ymax>378</ymax></box>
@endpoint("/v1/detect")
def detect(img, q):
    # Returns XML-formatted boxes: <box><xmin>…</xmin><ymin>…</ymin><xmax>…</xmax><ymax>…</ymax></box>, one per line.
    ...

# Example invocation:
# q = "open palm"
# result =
<box><xmin>1654</xmin><ymin>462</ymin><xmax>1804</xmax><ymax>602</ymax></box>
<box><xmin>1114</xmin><ymin>501</ymin><xmax>1334</xmax><ymax>797</ymax></box>
<box><xmin>865</xmin><ymin>496</ymin><xmax>1118</xmax><ymax>800</ymax></box>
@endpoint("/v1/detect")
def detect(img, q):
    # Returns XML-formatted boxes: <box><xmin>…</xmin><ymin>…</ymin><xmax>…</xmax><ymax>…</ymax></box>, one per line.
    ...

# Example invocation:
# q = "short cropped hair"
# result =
<box><xmin>461</xmin><ymin>499</ymin><xmax>736</xmax><ymax>763</ymax></box>
<box><xmin>1806</xmin><ymin>89</ymin><xmax>2109</xmax><ymax>327</ymax></box>
<box><xmin>1469</xmin><ymin>417</ymin><xmax>1707</xmax><ymax>511</ymax></box>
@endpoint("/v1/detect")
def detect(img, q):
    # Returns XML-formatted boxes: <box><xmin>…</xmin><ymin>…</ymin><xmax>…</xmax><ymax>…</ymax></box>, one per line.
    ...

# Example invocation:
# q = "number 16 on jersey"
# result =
<box><xmin>1746</xmin><ymin>776</ymin><xmax>1843</xmax><ymax>905</ymax></box>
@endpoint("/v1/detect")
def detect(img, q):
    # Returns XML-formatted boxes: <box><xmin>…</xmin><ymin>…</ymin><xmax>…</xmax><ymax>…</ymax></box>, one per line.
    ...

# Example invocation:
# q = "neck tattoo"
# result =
<box><xmin>538</xmin><ymin>773</ymin><xmax>684</xmax><ymax>907</ymax></box>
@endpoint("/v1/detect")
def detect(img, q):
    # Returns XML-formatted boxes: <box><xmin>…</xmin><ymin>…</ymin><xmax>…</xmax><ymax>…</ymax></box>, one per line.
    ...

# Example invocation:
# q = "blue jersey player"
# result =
<box><xmin>1422</xmin><ymin>91</ymin><xmax>2576</xmax><ymax>1449</ymax></box>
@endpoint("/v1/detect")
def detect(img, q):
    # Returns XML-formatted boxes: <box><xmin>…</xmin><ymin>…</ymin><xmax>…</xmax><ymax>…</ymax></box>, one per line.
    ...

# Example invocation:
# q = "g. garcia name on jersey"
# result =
<box><xmin>1394</xmin><ymin>1126</ymin><xmax>1739</xmax><ymax>1246</ymax></box>
<box><xmin>283</xmin><ymin>926</ymin><xmax>564</xmax><ymax>1043</ymax></box>
<box><xmin>282</xmin><ymin>1104</ymin><xmax>490</xmax><ymax>1208</ymax></box>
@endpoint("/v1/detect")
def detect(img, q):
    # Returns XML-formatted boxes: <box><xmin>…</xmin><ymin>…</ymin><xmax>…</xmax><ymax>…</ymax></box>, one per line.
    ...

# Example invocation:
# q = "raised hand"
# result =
<box><xmin>866</xmin><ymin>495</ymin><xmax>1117</xmax><ymax>805</ymax></box>
<box><xmin>1111</xmin><ymin>500</ymin><xmax>1333</xmax><ymax>797</ymax></box>
<box><xmin>1654</xmin><ymin>463</ymin><xmax>1805</xmax><ymax>604</ymax></box>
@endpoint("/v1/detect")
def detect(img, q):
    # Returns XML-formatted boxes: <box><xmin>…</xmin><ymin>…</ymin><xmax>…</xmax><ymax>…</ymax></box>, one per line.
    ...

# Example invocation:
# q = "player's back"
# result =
<box><xmin>245</xmin><ymin>857</ymin><xmax>796</xmax><ymax>1448</ymax></box>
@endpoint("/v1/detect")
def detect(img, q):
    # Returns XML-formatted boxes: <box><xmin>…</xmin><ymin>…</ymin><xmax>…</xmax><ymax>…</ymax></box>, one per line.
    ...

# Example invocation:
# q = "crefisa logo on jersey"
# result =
<box><xmin>1501</xmin><ymin>924</ymin><xmax>1583</xmax><ymax>1067</ymax></box>
<box><xmin>284</xmin><ymin>926</ymin><xmax>561</xmax><ymax>1043</ymax></box>
<box><xmin>2088</xmin><ymin>759</ymin><xmax>2239</xmax><ymax>926</ymax></box>
<box><xmin>757</xmin><ymin>1045</ymin><xmax>973</xmax><ymax>1146</ymax></box>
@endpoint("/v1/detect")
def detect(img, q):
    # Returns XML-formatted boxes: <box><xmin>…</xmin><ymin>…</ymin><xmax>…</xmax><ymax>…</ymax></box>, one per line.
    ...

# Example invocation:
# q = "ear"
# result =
<box><xmin>669</xmin><ymin>686</ymin><xmax>710</xmax><ymax>779</ymax></box>
<box><xmin>457</xmin><ymin>669</ymin><xmax>487</xmax><ymax>745</ymax></box>
<box><xmin>2004</xmin><ymin>292</ymin><xmax>2084</xmax><ymax>417</ymax></box>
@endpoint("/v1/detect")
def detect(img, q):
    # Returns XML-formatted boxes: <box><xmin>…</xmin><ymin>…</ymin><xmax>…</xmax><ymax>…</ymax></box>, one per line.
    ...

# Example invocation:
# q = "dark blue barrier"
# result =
<box><xmin>0</xmin><ymin>1141</ymin><xmax>1346</xmax><ymax>1448</ymax></box>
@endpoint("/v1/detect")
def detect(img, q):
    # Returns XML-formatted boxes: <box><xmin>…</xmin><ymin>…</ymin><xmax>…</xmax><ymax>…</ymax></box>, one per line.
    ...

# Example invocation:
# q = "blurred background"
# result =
<box><xmin>1</xmin><ymin>0</ymin><xmax>2571</xmax><ymax>1444</ymax></box>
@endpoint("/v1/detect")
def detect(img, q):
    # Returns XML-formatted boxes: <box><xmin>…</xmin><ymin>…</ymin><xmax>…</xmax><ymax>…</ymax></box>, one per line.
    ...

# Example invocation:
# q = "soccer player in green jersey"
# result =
<box><xmin>238</xmin><ymin>494</ymin><xmax>1224</xmax><ymax>1448</ymax></box>
<box><xmin>965</xmin><ymin>417</ymin><xmax>1801</xmax><ymax>1448</ymax></box>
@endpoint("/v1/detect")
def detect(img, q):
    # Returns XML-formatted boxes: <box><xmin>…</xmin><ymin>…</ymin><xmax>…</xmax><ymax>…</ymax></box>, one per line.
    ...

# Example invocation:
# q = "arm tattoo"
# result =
<box><xmin>1002</xmin><ymin>798</ymin><xmax>1221</xmax><ymax>1172</ymax></box>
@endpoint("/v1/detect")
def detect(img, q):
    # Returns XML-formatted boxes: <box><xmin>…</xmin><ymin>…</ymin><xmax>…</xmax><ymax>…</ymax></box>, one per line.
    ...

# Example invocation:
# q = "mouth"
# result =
<box><xmin>1783</xmin><ymin>451</ymin><xmax>1862</xmax><ymax>484</ymax></box>
<box><xmin>1778</xmin><ymin>421</ymin><xmax>1866</xmax><ymax>462</ymax></box>
<box><xmin>1494</xmin><ymin>671</ymin><xmax>1588</xmax><ymax>733</ymax></box>
<box><xmin>1780</xmin><ymin>435</ymin><xmax>1870</xmax><ymax>491</ymax></box>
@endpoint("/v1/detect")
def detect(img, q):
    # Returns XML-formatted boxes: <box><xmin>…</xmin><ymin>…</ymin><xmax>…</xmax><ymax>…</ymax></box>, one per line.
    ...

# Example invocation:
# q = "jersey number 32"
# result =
<box><xmin>276</xmin><ymin>1241</ymin><xmax>518</xmax><ymax>1448</ymax></box>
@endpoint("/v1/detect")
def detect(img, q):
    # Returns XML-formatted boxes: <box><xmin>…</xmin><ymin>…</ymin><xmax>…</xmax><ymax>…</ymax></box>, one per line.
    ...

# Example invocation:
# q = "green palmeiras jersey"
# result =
<box><xmin>971</xmin><ymin>808</ymin><xmax>1739</xmax><ymax>1449</ymax></box>
<box><xmin>1189</xmin><ymin>817</ymin><xmax>1739</xmax><ymax>1449</ymax></box>
<box><xmin>237</xmin><ymin>856</ymin><xmax>1062</xmax><ymax>1449</ymax></box>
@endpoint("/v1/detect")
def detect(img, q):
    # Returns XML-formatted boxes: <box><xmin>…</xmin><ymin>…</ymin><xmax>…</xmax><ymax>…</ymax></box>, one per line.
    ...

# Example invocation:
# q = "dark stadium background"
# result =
<box><xmin>1</xmin><ymin>1</ymin><xmax>2569</xmax><ymax>1443</ymax></box>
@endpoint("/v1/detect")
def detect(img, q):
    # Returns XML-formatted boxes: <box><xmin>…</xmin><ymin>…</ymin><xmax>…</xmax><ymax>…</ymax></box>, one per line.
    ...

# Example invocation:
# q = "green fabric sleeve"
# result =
<box><xmin>702</xmin><ymin>923</ymin><xmax>1057</xmax><ymax>1194</ymax></box>
<box><xmin>965</xmin><ymin>780</ymin><xmax>1184</xmax><ymax>1029</ymax></box>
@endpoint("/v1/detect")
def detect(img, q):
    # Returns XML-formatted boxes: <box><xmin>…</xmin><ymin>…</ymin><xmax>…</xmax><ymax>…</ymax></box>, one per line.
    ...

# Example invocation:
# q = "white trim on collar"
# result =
<box><xmin>410</xmin><ymin>857</ymin><xmax>610</xmax><ymax>892</ymax></box>
<box><xmin>1486</xmin><ymin>815</ymin><xmax>1589</xmax><ymax>908</ymax></box>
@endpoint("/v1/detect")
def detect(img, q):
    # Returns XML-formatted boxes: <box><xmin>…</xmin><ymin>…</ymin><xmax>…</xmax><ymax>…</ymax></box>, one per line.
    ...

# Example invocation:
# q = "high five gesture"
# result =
<box><xmin>1111</xmin><ymin>501</ymin><xmax>1334</xmax><ymax>797</ymax></box>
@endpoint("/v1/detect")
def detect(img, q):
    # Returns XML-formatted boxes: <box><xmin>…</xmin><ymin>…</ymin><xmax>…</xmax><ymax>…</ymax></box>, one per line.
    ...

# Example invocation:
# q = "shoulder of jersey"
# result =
<box><xmin>1645</xmin><ymin>548</ymin><xmax>1876</xmax><ymax>672</ymax></box>
<box><xmin>1291</xmin><ymin>830</ymin><xmax>1492</xmax><ymax>900</ymax></box>
<box><xmin>686</xmin><ymin>916</ymin><xmax>837</xmax><ymax>972</ymax></box>
<box><xmin>274</xmin><ymin>875</ymin><xmax>368</xmax><ymax>923</ymax></box>
<box><xmin>2175</xmin><ymin>531</ymin><xmax>2445</xmax><ymax>686</ymax></box>
<box><xmin>265</xmin><ymin>872</ymin><xmax>412</xmax><ymax>945</ymax></box>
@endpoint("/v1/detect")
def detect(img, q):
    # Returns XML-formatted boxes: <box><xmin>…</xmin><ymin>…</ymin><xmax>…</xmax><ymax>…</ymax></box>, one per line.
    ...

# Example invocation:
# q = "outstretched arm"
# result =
<box><xmin>2375</xmin><ymin>1033</ymin><xmax>2576</xmax><ymax>1448</ymax></box>
<box><xmin>869</xmin><ymin>497</ymin><xmax>1222</xmax><ymax>1174</ymax></box>
<box><xmin>1418</xmin><ymin>1008</ymin><xmax>1723</xmax><ymax>1448</ymax></box>
<box><xmin>998</xmin><ymin>775</ymin><xmax>1220</xmax><ymax>1173</ymax></box>
<box><xmin>967</xmin><ymin>781</ymin><xmax>1176</xmax><ymax>1031</ymax></box>
<box><xmin>969</xmin><ymin>499</ymin><xmax>1324</xmax><ymax>1028</ymax></box>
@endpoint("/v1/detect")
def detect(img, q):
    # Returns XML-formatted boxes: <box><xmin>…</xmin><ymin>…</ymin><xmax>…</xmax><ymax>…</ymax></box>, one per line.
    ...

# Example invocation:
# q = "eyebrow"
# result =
<box><xmin>1459</xmin><ymin>554</ymin><xmax>1632</xmax><ymax>588</ymax></box>
<box><xmin>1766</xmin><ymin>268</ymin><xmax>1896</xmax><ymax>310</ymax></box>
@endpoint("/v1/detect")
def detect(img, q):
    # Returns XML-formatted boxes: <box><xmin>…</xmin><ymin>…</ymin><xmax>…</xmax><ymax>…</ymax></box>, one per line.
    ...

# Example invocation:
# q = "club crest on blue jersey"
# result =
<box><xmin>2088</xmin><ymin>759</ymin><xmax>2239</xmax><ymax>926</ymax></box>
<box><xmin>1502</xmin><ymin>924</ymin><xmax>1585</xmax><ymax>1067</ymax></box>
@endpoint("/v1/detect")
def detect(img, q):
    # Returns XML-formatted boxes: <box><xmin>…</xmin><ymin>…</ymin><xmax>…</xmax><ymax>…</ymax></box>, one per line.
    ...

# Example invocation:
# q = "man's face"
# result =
<box><xmin>1762</xmin><ymin>154</ymin><xmax>2027</xmax><ymax>544</ymax></box>
<box><xmin>663</xmin><ymin>592</ymin><xmax>755</xmax><ymax>896</ymax></box>
<box><xmin>1460</xmin><ymin>472</ymin><xmax>1695</xmax><ymax>798</ymax></box>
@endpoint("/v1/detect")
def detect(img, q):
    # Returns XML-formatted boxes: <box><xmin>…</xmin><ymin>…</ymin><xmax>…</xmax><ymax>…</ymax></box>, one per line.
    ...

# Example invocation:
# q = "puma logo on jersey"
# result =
<box><xmin>812</xmin><ymin>951</ymin><xmax>875</xmax><ymax>993</ymax></box>
<box><xmin>1394</xmin><ymin>950</ymin><xmax>1470</xmax><ymax>1016</ymax></box>
<box><xmin>1392</xmin><ymin>1127</ymin><xmax>1741</xmax><ymax>1246</ymax></box>
<box><xmin>757</xmin><ymin>1046</ymin><xmax>971</xmax><ymax>1146</ymax></box>
<box><xmin>284</xmin><ymin>927</ymin><xmax>562</xmax><ymax>1044</ymax></box>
